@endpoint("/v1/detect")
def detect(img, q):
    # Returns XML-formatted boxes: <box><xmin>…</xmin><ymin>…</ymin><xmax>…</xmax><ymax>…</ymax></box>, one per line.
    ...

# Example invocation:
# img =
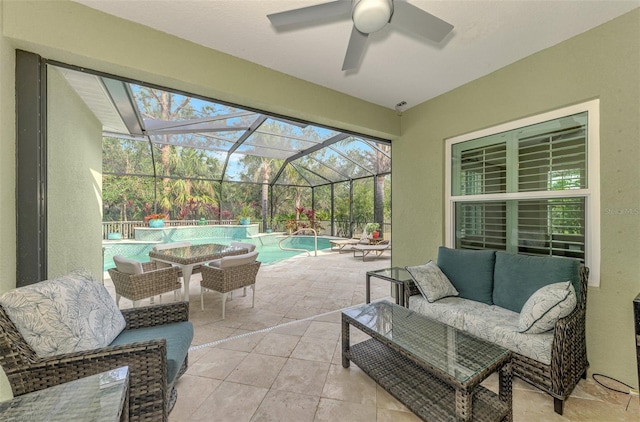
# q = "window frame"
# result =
<box><xmin>445</xmin><ymin>100</ymin><xmax>600</xmax><ymax>286</ymax></box>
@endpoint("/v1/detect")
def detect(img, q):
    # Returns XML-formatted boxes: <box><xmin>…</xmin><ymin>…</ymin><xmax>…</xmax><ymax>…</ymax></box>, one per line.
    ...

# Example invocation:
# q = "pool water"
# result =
<box><xmin>103</xmin><ymin>235</ymin><xmax>332</xmax><ymax>271</ymax></box>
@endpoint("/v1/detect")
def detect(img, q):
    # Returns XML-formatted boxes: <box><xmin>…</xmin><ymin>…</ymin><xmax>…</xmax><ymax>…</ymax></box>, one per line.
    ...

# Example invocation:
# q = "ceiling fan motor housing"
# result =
<box><xmin>352</xmin><ymin>0</ymin><xmax>393</xmax><ymax>34</ymax></box>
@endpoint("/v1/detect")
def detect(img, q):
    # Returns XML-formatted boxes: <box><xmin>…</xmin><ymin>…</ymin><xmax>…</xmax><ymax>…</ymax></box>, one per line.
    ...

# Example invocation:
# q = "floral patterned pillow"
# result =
<box><xmin>518</xmin><ymin>281</ymin><xmax>576</xmax><ymax>334</ymax></box>
<box><xmin>0</xmin><ymin>270</ymin><xmax>126</xmax><ymax>357</ymax></box>
<box><xmin>406</xmin><ymin>261</ymin><xmax>459</xmax><ymax>303</ymax></box>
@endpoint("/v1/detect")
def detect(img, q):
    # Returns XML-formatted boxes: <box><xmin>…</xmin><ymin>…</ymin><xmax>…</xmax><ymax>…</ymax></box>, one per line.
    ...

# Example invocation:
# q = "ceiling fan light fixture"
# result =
<box><xmin>352</xmin><ymin>0</ymin><xmax>393</xmax><ymax>34</ymax></box>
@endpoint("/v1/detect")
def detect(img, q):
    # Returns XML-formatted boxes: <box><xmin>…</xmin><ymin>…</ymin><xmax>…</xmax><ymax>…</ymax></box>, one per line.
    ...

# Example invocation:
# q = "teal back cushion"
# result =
<box><xmin>437</xmin><ymin>247</ymin><xmax>496</xmax><ymax>305</ymax></box>
<box><xmin>493</xmin><ymin>252</ymin><xmax>581</xmax><ymax>313</ymax></box>
<box><xmin>110</xmin><ymin>321</ymin><xmax>194</xmax><ymax>384</ymax></box>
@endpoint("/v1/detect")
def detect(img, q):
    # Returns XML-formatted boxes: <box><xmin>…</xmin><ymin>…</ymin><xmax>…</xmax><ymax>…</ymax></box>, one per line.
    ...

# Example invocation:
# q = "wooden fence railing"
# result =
<box><xmin>102</xmin><ymin>219</ymin><xmax>238</xmax><ymax>240</ymax></box>
<box><xmin>103</xmin><ymin>219</ymin><xmax>391</xmax><ymax>241</ymax></box>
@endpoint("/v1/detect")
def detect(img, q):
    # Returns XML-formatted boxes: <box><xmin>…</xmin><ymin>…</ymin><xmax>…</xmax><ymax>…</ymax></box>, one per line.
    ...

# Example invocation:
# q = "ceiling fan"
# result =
<box><xmin>267</xmin><ymin>0</ymin><xmax>454</xmax><ymax>71</ymax></box>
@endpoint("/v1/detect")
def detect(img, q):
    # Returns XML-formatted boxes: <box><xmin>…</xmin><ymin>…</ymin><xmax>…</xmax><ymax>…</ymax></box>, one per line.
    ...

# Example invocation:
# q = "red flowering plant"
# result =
<box><xmin>144</xmin><ymin>213</ymin><xmax>167</xmax><ymax>222</ymax></box>
<box><xmin>286</xmin><ymin>206</ymin><xmax>322</xmax><ymax>233</ymax></box>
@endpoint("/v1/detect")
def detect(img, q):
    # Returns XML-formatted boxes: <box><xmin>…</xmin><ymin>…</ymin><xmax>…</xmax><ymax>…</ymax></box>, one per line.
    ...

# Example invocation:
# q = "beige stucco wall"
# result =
<box><xmin>0</xmin><ymin>0</ymin><xmax>15</xmax><ymax>402</ymax></box>
<box><xmin>47</xmin><ymin>67</ymin><xmax>103</xmax><ymax>279</ymax></box>
<box><xmin>0</xmin><ymin>0</ymin><xmax>15</xmax><ymax>295</ymax></box>
<box><xmin>395</xmin><ymin>9</ymin><xmax>640</xmax><ymax>387</ymax></box>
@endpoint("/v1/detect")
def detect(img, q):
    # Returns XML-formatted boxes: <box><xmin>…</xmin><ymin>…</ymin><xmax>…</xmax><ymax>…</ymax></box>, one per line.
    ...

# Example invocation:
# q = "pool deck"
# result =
<box><xmin>104</xmin><ymin>248</ymin><xmax>394</xmax><ymax>326</ymax></box>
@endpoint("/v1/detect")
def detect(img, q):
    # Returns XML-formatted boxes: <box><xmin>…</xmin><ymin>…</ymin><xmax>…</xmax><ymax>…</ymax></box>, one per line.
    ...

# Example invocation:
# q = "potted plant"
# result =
<box><xmin>238</xmin><ymin>204</ymin><xmax>252</xmax><ymax>225</ymax></box>
<box><xmin>144</xmin><ymin>213</ymin><xmax>167</xmax><ymax>228</ymax></box>
<box><xmin>366</xmin><ymin>223</ymin><xmax>381</xmax><ymax>239</ymax></box>
<box><xmin>107</xmin><ymin>227</ymin><xmax>122</xmax><ymax>240</ymax></box>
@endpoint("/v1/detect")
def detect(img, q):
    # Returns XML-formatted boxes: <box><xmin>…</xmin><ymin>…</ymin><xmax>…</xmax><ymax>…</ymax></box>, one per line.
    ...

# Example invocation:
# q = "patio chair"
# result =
<box><xmin>200</xmin><ymin>251</ymin><xmax>261</xmax><ymax>319</ymax></box>
<box><xmin>352</xmin><ymin>241</ymin><xmax>391</xmax><ymax>261</ymax></box>
<box><xmin>0</xmin><ymin>271</ymin><xmax>193</xmax><ymax>422</ymax></box>
<box><xmin>109</xmin><ymin>255</ymin><xmax>182</xmax><ymax>307</ymax></box>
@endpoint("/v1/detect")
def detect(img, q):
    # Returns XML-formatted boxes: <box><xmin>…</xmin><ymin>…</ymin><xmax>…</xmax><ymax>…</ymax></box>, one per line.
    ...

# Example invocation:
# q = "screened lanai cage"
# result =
<box><xmin>54</xmin><ymin>65</ymin><xmax>391</xmax><ymax>240</ymax></box>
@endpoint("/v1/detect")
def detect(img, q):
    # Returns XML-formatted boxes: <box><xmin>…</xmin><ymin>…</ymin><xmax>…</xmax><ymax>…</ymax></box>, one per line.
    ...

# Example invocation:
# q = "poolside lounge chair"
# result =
<box><xmin>329</xmin><ymin>232</ymin><xmax>370</xmax><ymax>253</ymax></box>
<box><xmin>352</xmin><ymin>241</ymin><xmax>391</xmax><ymax>261</ymax></box>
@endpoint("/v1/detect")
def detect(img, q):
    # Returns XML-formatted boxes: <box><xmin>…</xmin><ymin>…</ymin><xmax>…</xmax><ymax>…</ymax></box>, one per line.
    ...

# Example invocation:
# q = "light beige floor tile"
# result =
<box><xmin>190</xmin><ymin>323</ymin><xmax>237</xmax><ymax>346</ymax></box>
<box><xmin>271</xmin><ymin>358</ymin><xmax>331</xmax><ymax>396</ymax></box>
<box><xmin>321</xmin><ymin>363</ymin><xmax>377</xmax><ymax>405</ymax></box>
<box><xmin>271</xmin><ymin>319</ymin><xmax>312</xmax><ymax>336</ymax></box>
<box><xmin>170</xmin><ymin>375</ymin><xmax>222</xmax><ymax>421</ymax></box>
<box><xmin>215</xmin><ymin>330</ymin><xmax>267</xmax><ymax>353</ymax></box>
<box><xmin>303</xmin><ymin>321</ymin><xmax>341</xmax><ymax>342</ymax></box>
<box><xmin>376</xmin><ymin>408</ymin><xmax>423</xmax><ymax>422</ymax></box>
<box><xmin>314</xmin><ymin>397</ymin><xmax>377</xmax><ymax>422</ymax></box>
<box><xmin>226</xmin><ymin>353</ymin><xmax>287</xmax><ymax>388</ymax></box>
<box><xmin>285</xmin><ymin>305</ymin><xmax>325</xmax><ymax>319</ymax></box>
<box><xmin>250</xmin><ymin>390</ymin><xmax>320</xmax><ymax>422</ymax></box>
<box><xmin>311</xmin><ymin>311</ymin><xmax>342</xmax><ymax>324</ymax></box>
<box><xmin>252</xmin><ymin>332</ymin><xmax>301</xmax><ymax>357</ymax></box>
<box><xmin>291</xmin><ymin>336</ymin><xmax>338</xmax><ymax>363</ymax></box>
<box><xmin>186</xmin><ymin>347</ymin><xmax>248</xmax><ymax>380</ymax></box>
<box><xmin>187</xmin><ymin>381</ymin><xmax>268</xmax><ymax>422</ymax></box>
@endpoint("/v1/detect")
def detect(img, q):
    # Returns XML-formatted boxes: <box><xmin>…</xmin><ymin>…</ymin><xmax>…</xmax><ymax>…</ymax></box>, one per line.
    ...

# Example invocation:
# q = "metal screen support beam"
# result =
<box><xmin>349</xmin><ymin>179</ymin><xmax>354</xmax><ymax>238</ymax></box>
<box><xmin>331</xmin><ymin>183</ymin><xmax>335</xmax><ymax>236</ymax></box>
<box><xmin>16</xmin><ymin>50</ymin><xmax>48</xmax><ymax>286</ymax></box>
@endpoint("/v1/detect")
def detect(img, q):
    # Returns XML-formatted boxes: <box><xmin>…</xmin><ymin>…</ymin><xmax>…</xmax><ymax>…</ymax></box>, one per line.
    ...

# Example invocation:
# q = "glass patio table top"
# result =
<box><xmin>148</xmin><ymin>243</ymin><xmax>247</xmax><ymax>265</ymax></box>
<box><xmin>342</xmin><ymin>300</ymin><xmax>510</xmax><ymax>386</ymax></box>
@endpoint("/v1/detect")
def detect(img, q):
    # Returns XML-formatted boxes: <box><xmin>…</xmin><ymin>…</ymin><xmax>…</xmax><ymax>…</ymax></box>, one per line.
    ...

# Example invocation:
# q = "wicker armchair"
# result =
<box><xmin>109</xmin><ymin>256</ymin><xmax>182</xmax><ymax>307</ymax></box>
<box><xmin>0</xmin><ymin>301</ymin><xmax>191</xmax><ymax>422</ymax></box>
<box><xmin>200</xmin><ymin>251</ymin><xmax>261</xmax><ymax>319</ymax></box>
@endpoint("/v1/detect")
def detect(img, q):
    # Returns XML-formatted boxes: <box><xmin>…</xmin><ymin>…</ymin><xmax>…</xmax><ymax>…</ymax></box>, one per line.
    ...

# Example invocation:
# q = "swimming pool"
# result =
<box><xmin>102</xmin><ymin>235</ymin><xmax>332</xmax><ymax>271</ymax></box>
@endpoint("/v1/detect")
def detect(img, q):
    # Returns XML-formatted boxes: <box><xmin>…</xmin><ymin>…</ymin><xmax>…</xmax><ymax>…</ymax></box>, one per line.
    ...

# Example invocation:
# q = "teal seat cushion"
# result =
<box><xmin>110</xmin><ymin>321</ymin><xmax>193</xmax><ymax>384</ymax></box>
<box><xmin>437</xmin><ymin>247</ymin><xmax>496</xmax><ymax>305</ymax></box>
<box><xmin>493</xmin><ymin>252</ymin><xmax>581</xmax><ymax>313</ymax></box>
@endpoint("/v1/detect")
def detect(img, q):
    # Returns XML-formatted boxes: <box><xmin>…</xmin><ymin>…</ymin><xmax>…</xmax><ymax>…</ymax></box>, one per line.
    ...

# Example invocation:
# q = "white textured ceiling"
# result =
<box><xmin>74</xmin><ymin>0</ymin><xmax>639</xmax><ymax>110</ymax></box>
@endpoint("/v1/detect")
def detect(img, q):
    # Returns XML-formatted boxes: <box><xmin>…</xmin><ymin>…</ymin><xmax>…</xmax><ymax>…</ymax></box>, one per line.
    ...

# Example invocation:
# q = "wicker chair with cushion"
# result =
<box><xmin>109</xmin><ymin>255</ymin><xmax>182</xmax><ymax>307</ymax></box>
<box><xmin>200</xmin><ymin>251</ymin><xmax>261</xmax><ymax>319</ymax></box>
<box><xmin>0</xmin><ymin>271</ymin><xmax>193</xmax><ymax>422</ymax></box>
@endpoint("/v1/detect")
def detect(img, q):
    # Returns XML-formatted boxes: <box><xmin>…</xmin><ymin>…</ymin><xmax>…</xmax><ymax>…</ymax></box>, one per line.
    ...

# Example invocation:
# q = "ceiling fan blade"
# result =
<box><xmin>390</xmin><ymin>1</ymin><xmax>453</xmax><ymax>43</ymax></box>
<box><xmin>342</xmin><ymin>26</ymin><xmax>369</xmax><ymax>71</ymax></box>
<box><xmin>267</xmin><ymin>1</ymin><xmax>352</xmax><ymax>27</ymax></box>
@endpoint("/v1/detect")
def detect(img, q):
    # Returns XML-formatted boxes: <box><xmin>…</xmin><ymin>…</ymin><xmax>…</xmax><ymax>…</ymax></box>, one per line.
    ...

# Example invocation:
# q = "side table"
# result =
<box><xmin>366</xmin><ymin>267</ymin><xmax>412</xmax><ymax>307</ymax></box>
<box><xmin>0</xmin><ymin>366</ymin><xmax>129</xmax><ymax>421</ymax></box>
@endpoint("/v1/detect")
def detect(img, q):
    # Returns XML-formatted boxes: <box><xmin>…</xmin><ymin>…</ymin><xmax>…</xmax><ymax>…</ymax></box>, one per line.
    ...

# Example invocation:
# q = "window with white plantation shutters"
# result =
<box><xmin>518</xmin><ymin>123</ymin><xmax>587</xmax><ymax>193</ymax></box>
<box><xmin>446</xmin><ymin>101</ymin><xmax>600</xmax><ymax>285</ymax></box>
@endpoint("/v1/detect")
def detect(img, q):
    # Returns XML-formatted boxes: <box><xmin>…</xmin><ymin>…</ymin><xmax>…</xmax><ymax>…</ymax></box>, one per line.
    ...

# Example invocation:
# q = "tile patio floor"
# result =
<box><xmin>104</xmin><ymin>249</ymin><xmax>639</xmax><ymax>421</ymax></box>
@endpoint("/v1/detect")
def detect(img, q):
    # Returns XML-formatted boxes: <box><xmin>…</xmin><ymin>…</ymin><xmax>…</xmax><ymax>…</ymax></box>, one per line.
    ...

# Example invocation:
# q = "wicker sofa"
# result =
<box><xmin>404</xmin><ymin>247</ymin><xmax>588</xmax><ymax>415</ymax></box>
<box><xmin>0</xmin><ymin>272</ymin><xmax>193</xmax><ymax>422</ymax></box>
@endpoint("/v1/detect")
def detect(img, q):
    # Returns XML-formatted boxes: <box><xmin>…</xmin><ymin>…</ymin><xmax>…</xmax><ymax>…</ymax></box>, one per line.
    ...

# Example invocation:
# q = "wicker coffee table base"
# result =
<box><xmin>346</xmin><ymin>339</ymin><xmax>512</xmax><ymax>422</ymax></box>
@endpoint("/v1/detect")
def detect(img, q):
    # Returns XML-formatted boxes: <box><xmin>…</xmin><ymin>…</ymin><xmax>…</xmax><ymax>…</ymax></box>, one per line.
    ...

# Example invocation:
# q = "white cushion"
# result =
<box><xmin>0</xmin><ymin>270</ymin><xmax>126</xmax><ymax>358</ymax></box>
<box><xmin>113</xmin><ymin>255</ymin><xmax>143</xmax><ymax>274</ymax></box>
<box><xmin>518</xmin><ymin>281</ymin><xmax>577</xmax><ymax>334</ymax></box>
<box><xmin>405</xmin><ymin>261</ymin><xmax>459</xmax><ymax>303</ymax></box>
<box><xmin>209</xmin><ymin>251</ymin><xmax>259</xmax><ymax>269</ymax></box>
<box><xmin>230</xmin><ymin>242</ymin><xmax>256</xmax><ymax>252</ymax></box>
<box><xmin>408</xmin><ymin>295</ymin><xmax>555</xmax><ymax>365</ymax></box>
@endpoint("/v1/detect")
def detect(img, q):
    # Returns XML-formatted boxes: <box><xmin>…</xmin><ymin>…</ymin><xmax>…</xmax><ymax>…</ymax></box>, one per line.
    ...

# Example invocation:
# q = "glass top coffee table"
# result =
<box><xmin>342</xmin><ymin>301</ymin><xmax>512</xmax><ymax>421</ymax></box>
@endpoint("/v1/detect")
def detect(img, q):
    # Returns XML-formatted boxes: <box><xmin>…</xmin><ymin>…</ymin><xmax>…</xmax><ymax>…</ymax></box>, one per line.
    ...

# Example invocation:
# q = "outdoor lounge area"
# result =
<box><xmin>1</xmin><ymin>2</ymin><xmax>639</xmax><ymax>422</ymax></box>
<box><xmin>98</xmin><ymin>251</ymin><xmax>638</xmax><ymax>421</ymax></box>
